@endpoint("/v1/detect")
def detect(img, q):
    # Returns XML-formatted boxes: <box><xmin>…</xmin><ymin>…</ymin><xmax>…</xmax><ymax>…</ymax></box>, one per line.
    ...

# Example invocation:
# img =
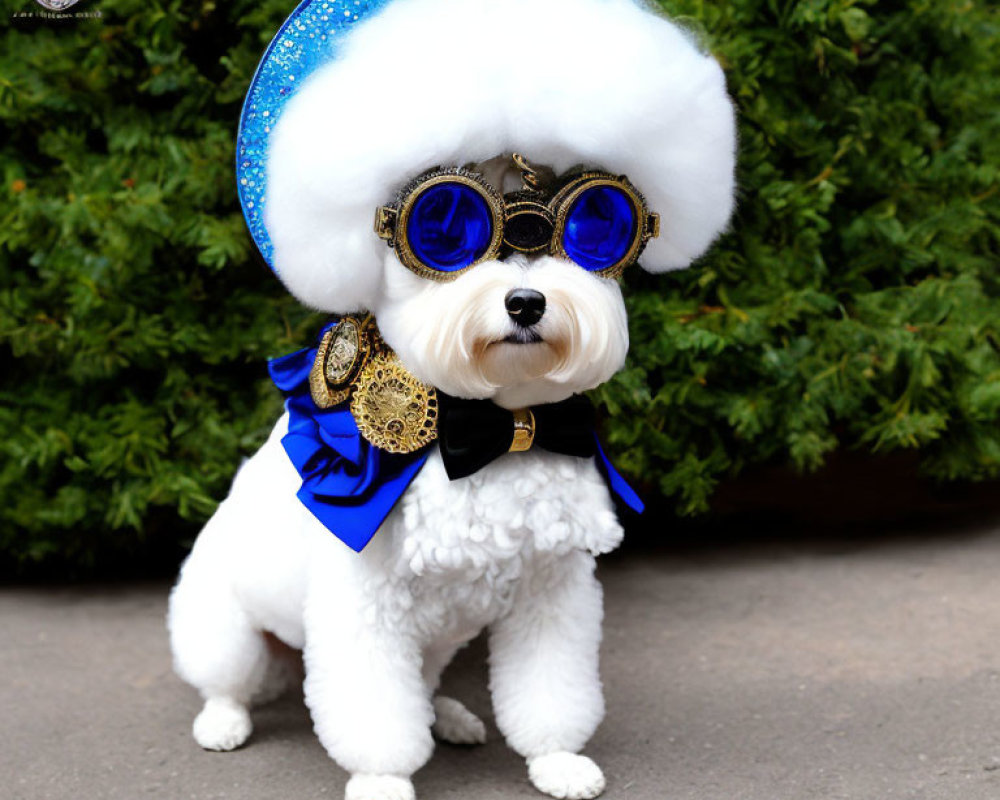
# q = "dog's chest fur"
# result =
<box><xmin>227</xmin><ymin>419</ymin><xmax>622</xmax><ymax>651</ymax></box>
<box><xmin>354</xmin><ymin>447</ymin><xmax>624</xmax><ymax>642</ymax></box>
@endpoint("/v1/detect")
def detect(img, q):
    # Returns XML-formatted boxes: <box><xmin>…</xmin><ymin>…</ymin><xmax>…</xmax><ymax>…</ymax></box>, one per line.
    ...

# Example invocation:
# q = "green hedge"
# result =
<box><xmin>2</xmin><ymin>0</ymin><xmax>998</xmax><ymax>575</ymax></box>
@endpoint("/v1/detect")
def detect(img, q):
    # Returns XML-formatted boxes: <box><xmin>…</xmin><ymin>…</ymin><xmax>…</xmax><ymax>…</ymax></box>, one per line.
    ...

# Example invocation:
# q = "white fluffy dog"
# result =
<box><xmin>168</xmin><ymin>1</ymin><xmax>736</xmax><ymax>798</ymax></box>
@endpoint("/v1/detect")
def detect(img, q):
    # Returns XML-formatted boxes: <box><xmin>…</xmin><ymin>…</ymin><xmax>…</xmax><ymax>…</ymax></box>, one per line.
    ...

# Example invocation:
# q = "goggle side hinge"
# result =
<box><xmin>646</xmin><ymin>213</ymin><xmax>661</xmax><ymax>240</ymax></box>
<box><xmin>374</xmin><ymin>206</ymin><xmax>398</xmax><ymax>243</ymax></box>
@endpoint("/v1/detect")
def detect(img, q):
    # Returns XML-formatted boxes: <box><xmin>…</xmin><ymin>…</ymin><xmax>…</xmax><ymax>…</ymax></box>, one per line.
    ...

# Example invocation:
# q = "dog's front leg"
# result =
<box><xmin>489</xmin><ymin>549</ymin><xmax>608</xmax><ymax>800</ymax></box>
<box><xmin>303</xmin><ymin>571</ymin><xmax>434</xmax><ymax>800</ymax></box>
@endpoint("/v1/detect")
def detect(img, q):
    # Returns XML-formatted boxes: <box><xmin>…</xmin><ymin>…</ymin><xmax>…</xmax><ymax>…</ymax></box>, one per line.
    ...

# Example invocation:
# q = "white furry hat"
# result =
<box><xmin>238</xmin><ymin>0</ymin><xmax>736</xmax><ymax>313</ymax></box>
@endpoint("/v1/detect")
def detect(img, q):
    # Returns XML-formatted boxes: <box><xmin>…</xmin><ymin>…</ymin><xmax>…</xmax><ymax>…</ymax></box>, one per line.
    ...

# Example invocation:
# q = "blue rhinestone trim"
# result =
<box><xmin>236</xmin><ymin>0</ymin><xmax>394</xmax><ymax>270</ymax></box>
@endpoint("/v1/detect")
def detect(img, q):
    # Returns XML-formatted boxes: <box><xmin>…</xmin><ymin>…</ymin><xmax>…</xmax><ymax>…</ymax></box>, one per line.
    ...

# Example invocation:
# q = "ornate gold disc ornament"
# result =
<box><xmin>351</xmin><ymin>352</ymin><xmax>439</xmax><ymax>454</ymax></box>
<box><xmin>309</xmin><ymin>316</ymin><xmax>370</xmax><ymax>408</ymax></box>
<box><xmin>308</xmin><ymin>315</ymin><xmax>439</xmax><ymax>453</ymax></box>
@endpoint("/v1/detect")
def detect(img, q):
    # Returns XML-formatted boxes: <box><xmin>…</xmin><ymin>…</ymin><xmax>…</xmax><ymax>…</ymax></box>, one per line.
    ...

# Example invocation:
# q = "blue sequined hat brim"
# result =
<box><xmin>236</xmin><ymin>0</ymin><xmax>394</xmax><ymax>270</ymax></box>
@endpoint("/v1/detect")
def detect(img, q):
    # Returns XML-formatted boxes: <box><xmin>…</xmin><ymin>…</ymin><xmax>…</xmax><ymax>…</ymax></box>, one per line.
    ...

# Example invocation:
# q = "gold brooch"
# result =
<box><xmin>309</xmin><ymin>315</ymin><xmax>438</xmax><ymax>453</ymax></box>
<box><xmin>351</xmin><ymin>350</ymin><xmax>438</xmax><ymax>454</ymax></box>
<box><xmin>309</xmin><ymin>316</ymin><xmax>371</xmax><ymax>409</ymax></box>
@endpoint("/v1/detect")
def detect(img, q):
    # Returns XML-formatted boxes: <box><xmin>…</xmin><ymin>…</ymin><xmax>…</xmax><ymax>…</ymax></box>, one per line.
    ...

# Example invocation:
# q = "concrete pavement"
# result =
<box><xmin>5</xmin><ymin>516</ymin><xmax>1000</xmax><ymax>799</ymax></box>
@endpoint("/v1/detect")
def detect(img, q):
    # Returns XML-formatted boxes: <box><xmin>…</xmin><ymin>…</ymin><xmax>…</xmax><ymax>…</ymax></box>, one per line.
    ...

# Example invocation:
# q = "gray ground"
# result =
<box><xmin>5</xmin><ymin>517</ymin><xmax>1000</xmax><ymax>800</ymax></box>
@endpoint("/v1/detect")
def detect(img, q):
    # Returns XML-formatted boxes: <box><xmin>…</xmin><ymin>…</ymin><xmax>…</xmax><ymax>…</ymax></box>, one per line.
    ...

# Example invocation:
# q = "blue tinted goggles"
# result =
<box><xmin>374</xmin><ymin>155</ymin><xmax>660</xmax><ymax>280</ymax></box>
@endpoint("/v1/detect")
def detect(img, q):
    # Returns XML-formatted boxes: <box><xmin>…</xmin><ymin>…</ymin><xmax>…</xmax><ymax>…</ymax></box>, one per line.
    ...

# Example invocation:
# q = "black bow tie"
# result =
<box><xmin>437</xmin><ymin>393</ymin><xmax>598</xmax><ymax>480</ymax></box>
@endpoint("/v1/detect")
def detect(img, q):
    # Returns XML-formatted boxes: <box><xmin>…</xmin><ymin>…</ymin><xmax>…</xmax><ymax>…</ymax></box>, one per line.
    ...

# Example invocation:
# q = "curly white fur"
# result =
<box><xmin>169</xmin><ymin>418</ymin><xmax>622</xmax><ymax>797</ymax></box>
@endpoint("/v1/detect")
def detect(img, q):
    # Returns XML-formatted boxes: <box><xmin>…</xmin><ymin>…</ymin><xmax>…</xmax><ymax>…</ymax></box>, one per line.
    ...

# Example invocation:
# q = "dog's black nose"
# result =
<box><xmin>505</xmin><ymin>288</ymin><xmax>546</xmax><ymax>327</ymax></box>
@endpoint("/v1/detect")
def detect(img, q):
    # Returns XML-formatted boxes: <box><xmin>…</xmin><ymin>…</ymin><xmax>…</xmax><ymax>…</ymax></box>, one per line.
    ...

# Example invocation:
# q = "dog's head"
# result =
<box><xmin>263</xmin><ymin>0</ymin><xmax>736</xmax><ymax>407</ymax></box>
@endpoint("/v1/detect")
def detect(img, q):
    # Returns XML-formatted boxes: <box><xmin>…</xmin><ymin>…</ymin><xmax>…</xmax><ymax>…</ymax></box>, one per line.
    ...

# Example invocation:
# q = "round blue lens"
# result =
<box><xmin>406</xmin><ymin>183</ymin><xmax>494</xmax><ymax>272</ymax></box>
<box><xmin>562</xmin><ymin>185</ymin><xmax>637</xmax><ymax>272</ymax></box>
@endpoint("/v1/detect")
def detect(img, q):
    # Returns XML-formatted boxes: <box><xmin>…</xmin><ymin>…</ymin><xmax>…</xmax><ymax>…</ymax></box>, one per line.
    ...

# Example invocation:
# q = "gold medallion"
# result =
<box><xmin>351</xmin><ymin>351</ymin><xmax>438</xmax><ymax>454</ymax></box>
<box><xmin>309</xmin><ymin>317</ymin><xmax>367</xmax><ymax>408</ymax></box>
<box><xmin>307</xmin><ymin>315</ymin><xmax>438</xmax><ymax>453</ymax></box>
<box><xmin>325</xmin><ymin>317</ymin><xmax>363</xmax><ymax>384</ymax></box>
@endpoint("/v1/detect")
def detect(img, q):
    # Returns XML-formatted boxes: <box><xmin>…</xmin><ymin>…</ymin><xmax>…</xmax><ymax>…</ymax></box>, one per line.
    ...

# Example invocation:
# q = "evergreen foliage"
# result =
<box><xmin>1</xmin><ymin>0</ymin><xmax>998</xmax><ymax>574</ymax></box>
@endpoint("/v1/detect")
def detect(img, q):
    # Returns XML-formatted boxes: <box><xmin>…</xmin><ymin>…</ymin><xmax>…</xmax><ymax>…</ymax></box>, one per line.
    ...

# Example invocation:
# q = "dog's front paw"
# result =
<box><xmin>345</xmin><ymin>774</ymin><xmax>415</xmax><ymax>800</ymax></box>
<box><xmin>192</xmin><ymin>697</ymin><xmax>252</xmax><ymax>751</ymax></box>
<box><xmin>432</xmin><ymin>696</ymin><xmax>487</xmax><ymax>745</ymax></box>
<box><xmin>527</xmin><ymin>752</ymin><xmax>606</xmax><ymax>800</ymax></box>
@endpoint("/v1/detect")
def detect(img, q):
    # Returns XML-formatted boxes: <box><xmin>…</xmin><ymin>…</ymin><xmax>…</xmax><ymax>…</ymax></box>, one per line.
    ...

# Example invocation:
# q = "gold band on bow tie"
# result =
<box><xmin>509</xmin><ymin>408</ymin><xmax>536</xmax><ymax>453</ymax></box>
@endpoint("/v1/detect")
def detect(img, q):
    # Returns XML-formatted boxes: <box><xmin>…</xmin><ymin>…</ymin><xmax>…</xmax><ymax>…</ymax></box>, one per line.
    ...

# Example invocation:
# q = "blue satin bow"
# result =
<box><xmin>268</xmin><ymin>325</ymin><xmax>643</xmax><ymax>552</ymax></box>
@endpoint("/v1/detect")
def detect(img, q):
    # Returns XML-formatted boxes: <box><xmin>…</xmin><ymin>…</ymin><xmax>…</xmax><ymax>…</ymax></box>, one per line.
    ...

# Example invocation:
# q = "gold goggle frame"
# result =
<box><xmin>374</xmin><ymin>154</ymin><xmax>660</xmax><ymax>281</ymax></box>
